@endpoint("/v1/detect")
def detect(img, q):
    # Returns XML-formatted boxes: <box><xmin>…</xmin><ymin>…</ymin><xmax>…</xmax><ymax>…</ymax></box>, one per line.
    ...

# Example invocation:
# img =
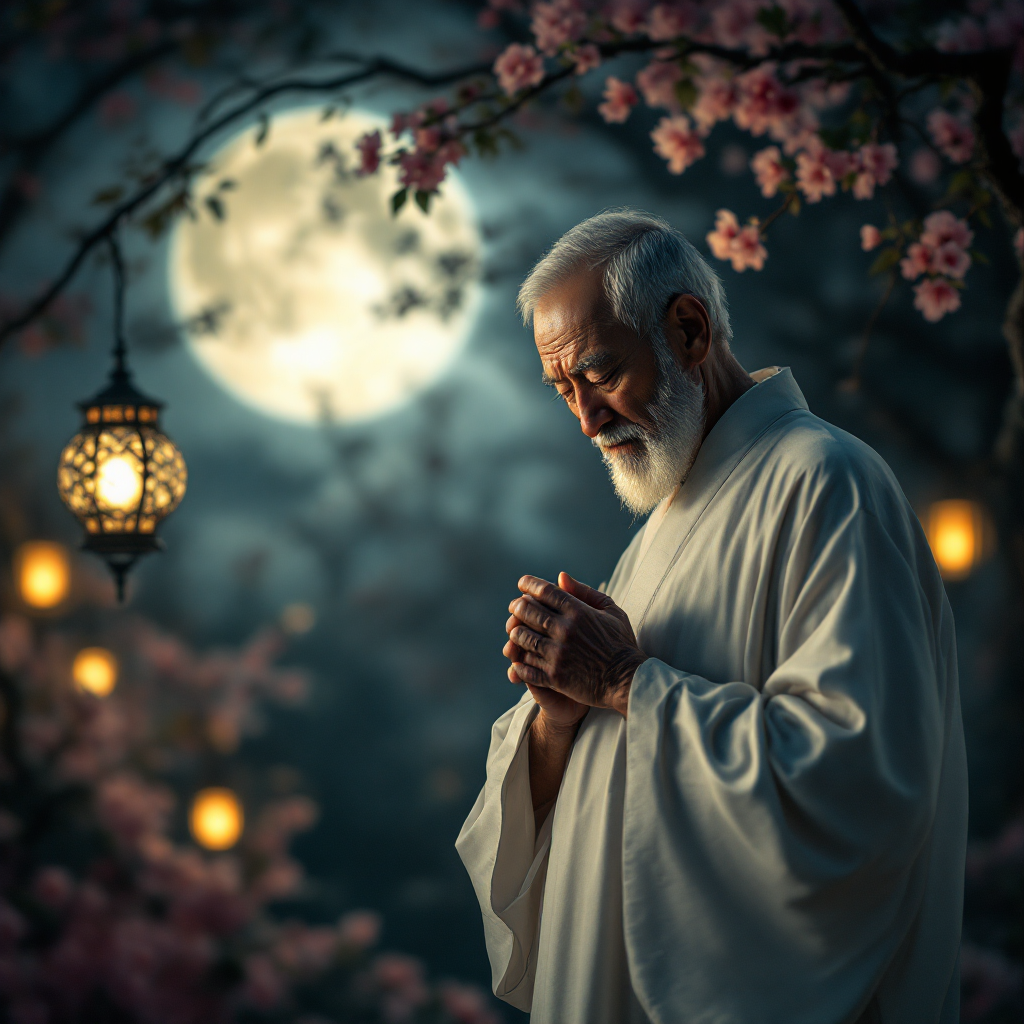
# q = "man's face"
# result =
<box><xmin>533</xmin><ymin>268</ymin><xmax>707</xmax><ymax>514</ymax></box>
<box><xmin>534</xmin><ymin>268</ymin><xmax>660</xmax><ymax>445</ymax></box>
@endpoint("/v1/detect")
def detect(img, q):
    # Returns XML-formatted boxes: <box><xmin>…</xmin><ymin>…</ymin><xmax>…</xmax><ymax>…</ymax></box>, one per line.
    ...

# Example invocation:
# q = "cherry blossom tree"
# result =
<box><xmin>0</xmin><ymin>612</ymin><xmax>499</xmax><ymax>1024</ymax></box>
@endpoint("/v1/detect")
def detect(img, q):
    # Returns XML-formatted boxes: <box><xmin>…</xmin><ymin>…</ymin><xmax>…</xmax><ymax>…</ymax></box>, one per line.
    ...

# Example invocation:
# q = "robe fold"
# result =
<box><xmin>456</xmin><ymin>368</ymin><xmax>967</xmax><ymax>1024</ymax></box>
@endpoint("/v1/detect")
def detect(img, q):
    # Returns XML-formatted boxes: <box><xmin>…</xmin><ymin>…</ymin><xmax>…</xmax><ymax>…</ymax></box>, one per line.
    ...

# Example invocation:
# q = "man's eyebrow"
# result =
<box><xmin>541</xmin><ymin>351</ymin><xmax>617</xmax><ymax>388</ymax></box>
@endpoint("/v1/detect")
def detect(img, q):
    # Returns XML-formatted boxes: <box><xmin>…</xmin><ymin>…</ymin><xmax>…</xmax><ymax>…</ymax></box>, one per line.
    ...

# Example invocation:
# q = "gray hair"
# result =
<box><xmin>517</xmin><ymin>207</ymin><xmax>732</xmax><ymax>348</ymax></box>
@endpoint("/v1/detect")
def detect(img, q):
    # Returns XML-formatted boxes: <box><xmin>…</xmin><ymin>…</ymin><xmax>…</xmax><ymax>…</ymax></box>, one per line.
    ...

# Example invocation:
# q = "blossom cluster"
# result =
<box><xmin>860</xmin><ymin>211</ymin><xmax>974</xmax><ymax>322</ymax></box>
<box><xmin>0</xmin><ymin>615</ymin><xmax>499</xmax><ymax>1024</ymax></box>
<box><xmin>358</xmin><ymin>0</ymin><xmax>1021</xmax><ymax>326</ymax></box>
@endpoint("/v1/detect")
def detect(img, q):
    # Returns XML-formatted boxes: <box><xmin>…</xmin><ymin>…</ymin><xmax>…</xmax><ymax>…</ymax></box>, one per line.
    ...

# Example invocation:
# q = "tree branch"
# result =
<box><xmin>0</xmin><ymin>55</ymin><xmax>491</xmax><ymax>348</ymax></box>
<box><xmin>833</xmin><ymin>0</ymin><xmax>1023</xmax><ymax>224</ymax></box>
<box><xmin>0</xmin><ymin>40</ymin><xmax>179</xmax><ymax>247</ymax></box>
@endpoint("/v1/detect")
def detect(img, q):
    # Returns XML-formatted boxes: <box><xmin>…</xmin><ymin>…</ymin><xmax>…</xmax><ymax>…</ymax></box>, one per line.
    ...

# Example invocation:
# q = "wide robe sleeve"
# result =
<box><xmin>624</xmin><ymin>476</ymin><xmax>962</xmax><ymax>1024</ymax></box>
<box><xmin>455</xmin><ymin>692</ymin><xmax>552</xmax><ymax>1010</ymax></box>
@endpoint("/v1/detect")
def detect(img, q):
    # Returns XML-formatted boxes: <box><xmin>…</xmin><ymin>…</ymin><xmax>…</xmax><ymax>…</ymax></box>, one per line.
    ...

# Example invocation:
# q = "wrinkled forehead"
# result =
<box><xmin>532</xmin><ymin>267</ymin><xmax>619</xmax><ymax>366</ymax></box>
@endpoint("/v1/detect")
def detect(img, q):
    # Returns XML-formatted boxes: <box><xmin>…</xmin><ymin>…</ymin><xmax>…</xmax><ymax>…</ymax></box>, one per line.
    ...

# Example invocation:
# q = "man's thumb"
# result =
<box><xmin>558</xmin><ymin>571</ymin><xmax>611</xmax><ymax>609</ymax></box>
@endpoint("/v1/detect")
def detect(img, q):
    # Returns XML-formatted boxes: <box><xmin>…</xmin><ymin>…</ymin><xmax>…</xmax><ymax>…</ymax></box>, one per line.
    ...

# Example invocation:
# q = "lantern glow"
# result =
<box><xmin>56</xmin><ymin>236</ymin><xmax>187</xmax><ymax>602</ymax></box>
<box><xmin>72</xmin><ymin>647</ymin><xmax>118</xmax><ymax>697</ymax></box>
<box><xmin>926</xmin><ymin>499</ymin><xmax>986</xmax><ymax>580</ymax></box>
<box><xmin>16</xmin><ymin>541</ymin><xmax>71</xmax><ymax>609</ymax></box>
<box><xmin>190</xmin><ymin>788</ymin><xmax>243</xmax><ymax>850</ymax></box>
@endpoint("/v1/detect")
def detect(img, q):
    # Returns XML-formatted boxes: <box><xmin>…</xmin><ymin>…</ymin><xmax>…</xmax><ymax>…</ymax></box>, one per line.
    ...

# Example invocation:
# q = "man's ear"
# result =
<box><xmin>663</xmin><ymin>294</ymin><xmax>712</xmax><ymax>369</ymax></box>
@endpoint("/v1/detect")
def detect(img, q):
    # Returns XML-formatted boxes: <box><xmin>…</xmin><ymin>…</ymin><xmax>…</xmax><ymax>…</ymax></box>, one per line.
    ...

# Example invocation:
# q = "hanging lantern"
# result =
<box><xmin>191</xmin><ymin>787</ymin><xmax>244</xmax><ymax>850</ymax></box>
<box><xmin>72</xmin><ymin>647</ymin><xmax>118</xmax><ymax>697</ymax></box>
<box><xmin>926</xmin><ymin>499</ymin><xmax>989</xmax><ymax>580</ymax></box>
<box><xmin>56</xmin><ymin>236</ymin><xmax>186</xmax><ymax>602</ymax></box>
<box><xmin>15</xmin><ymin>541</ymin><xmax>71</xmax><ymax>609</ymax></box>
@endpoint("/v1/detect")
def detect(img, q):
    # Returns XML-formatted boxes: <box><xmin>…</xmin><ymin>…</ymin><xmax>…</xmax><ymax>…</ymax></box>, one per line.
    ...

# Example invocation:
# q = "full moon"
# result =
<box><xmin>168</xmin><ymin>108</ymin><xmax>482</xmax><ymax>423</ymax></box>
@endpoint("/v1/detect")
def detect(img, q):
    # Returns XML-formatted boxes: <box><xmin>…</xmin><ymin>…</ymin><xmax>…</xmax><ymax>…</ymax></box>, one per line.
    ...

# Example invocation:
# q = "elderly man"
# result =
<box><xmin>456</xmin><ymin>209</ymin><xmax>967</xmax><ymax>1024</ymax></box>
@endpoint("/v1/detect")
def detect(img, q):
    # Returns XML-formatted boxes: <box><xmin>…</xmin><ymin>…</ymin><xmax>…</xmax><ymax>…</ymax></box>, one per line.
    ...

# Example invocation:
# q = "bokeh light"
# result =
<box><xmin>190</xmin><ymin>787</ymin><xmax>244</xmax><ymax>850</ymax></box>
<box><xmin>72</xmin><ymin>647</ymin><xmax>118</xmax><ymax>697</ymax></box>
<box><xmin>15</xmin><ymin>541</ymin><xmax>71</xmax><ymax>609</ymax></box>
<box><xmin>926</xmin><ymin>499</ymin><xmax>986</xmax><ymax>580</ymax></box>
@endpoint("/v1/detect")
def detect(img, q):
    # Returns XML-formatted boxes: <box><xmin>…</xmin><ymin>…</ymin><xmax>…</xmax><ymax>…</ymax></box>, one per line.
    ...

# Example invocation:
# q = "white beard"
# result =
<box><xmin>594</xmin><ymin>339</ymin><xmax>705</xmax><ymax>516</ymax></box>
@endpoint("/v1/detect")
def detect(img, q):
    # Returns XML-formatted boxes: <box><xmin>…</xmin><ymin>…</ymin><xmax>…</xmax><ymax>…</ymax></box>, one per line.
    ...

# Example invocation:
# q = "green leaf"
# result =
<box><xmin>414</xmin><ymin>190</ymin><xmax>432</xmax><ymax>213</ymax></box>
<box><xmin>217</xmin><ymin>179</ymin><xmax>237</xmax><ymax>191</ymax></box>
<box><xmin>789</xmin><ymin>196</ymin><xmax>801</xmax><ymax>215</ymax></box>
<box><xmin>391</xmin><ymin>188</ymin><xmax>408</xmax><ymax>215</ymax></box>
<box><xmin>869</xmin><ymin>247</ymin><xmax>901</xmax><ymax>276</ymax></box>
<box><xmin>755</xmin><ymin>5</ymin><xmax>791</xmax><ymax>37</ymax></box>
<box><xmin>817</xmin><ymin>125</ymin><xmax>851</xmax><ymax>151</ymax></box>
<box><xmin>473</xmin><ymin>128</ymin><xmax>499</xmax><ymax>159</ymax></box>
<box><xmin>971</xmin><ymin>248</ymin><xmax>990</xmax><ymax>264</ymax></box>
<box><xmin>254</xmin><ymin>113</ymin><xmax>270</xmax><ymax>147</ymax></box>
<box><xmin>320</xmin><ymin>105</ymin><xmax>337</xmax><ymax>122</ymax></box>
<box><xmin>91</xmin><ymin>185</ymin><xmax>124</xmax><ymax>206</ymax></box>
<box><xmin>205</xmin><ymin>195</ymin><xmax>226</xmax><ymax>220</ymax></box>
<box><xmin>976</xmin><ymin>206</ymin><xmax>992</xmax><ymax>228</ymax></box>
<box><xmin>674</xmin><ymin>78</ymin><xmax>698</xmax><ymax>111</ymax></box>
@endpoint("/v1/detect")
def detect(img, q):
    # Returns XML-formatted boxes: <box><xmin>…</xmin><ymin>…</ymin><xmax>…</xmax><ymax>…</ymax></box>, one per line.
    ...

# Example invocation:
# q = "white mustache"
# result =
<box><xmin>593</xmin><ymin>421</ymin><xmax>648</xmax><ymax>450</ymax></box>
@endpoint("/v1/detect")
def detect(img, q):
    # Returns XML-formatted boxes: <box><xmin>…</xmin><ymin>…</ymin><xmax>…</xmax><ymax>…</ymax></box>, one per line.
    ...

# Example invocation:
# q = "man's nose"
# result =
<box><xmin>576</xmin><ymin>387</ymin><xmax>613</xmax><ymax>439</ymax></box>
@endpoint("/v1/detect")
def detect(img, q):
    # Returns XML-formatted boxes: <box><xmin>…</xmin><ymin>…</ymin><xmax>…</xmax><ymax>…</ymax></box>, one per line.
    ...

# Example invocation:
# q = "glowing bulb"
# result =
<box><xmin>190</xmin><ymin>788</ymin><xmax>243</xmax><ymax>850</ymax></box>
<box><xmin>927</xmin><ymin>500</ymin><xmax>983</xmax><ymax>580</ymax></box>
<box><xmin>73</xmin><ymin>647</ymin><xmax>118</xmax><ymax>697</ymax></box>
<box><xmin>95</xmin><ymin>454</ymin><xmax>143</xmax><ymax>510</ymax></box>
<box><xmin>16</xmin><ymin>541</ymin><xmax>70</xmax><ymax>609</ymax></box>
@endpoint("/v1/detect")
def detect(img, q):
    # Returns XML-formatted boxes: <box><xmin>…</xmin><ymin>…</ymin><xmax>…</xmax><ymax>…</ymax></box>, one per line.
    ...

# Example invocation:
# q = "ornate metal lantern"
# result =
<box><xmin>57</xmin><ymin>237</ymin><xmax>187</xmax><ymax>602</ymax></box>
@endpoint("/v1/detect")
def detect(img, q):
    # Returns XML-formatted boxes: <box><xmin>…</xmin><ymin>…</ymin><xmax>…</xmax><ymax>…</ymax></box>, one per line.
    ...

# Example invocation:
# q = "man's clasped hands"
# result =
<box><xmin>502</xmin><ymin>572</ymin><xmax>647</xmax><ymax>723</ymax></box>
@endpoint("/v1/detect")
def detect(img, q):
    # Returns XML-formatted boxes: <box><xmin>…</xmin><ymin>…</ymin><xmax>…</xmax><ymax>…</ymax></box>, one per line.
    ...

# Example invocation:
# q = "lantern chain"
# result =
<box><xmin>106</xmin><ymin>232</ymin><xmax>128</xmax><ymax>381</ymax></box>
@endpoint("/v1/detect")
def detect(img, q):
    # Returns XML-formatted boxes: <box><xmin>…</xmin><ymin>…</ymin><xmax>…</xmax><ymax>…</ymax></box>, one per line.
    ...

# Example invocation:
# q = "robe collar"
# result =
<box><xmin>618</xmin><ymin>366</ymin><xmax>809</xmax><ymax>635</ymax></box>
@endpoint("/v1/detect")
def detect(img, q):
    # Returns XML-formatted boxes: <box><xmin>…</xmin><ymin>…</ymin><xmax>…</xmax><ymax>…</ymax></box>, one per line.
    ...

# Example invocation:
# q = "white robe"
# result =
<box><xmin>456</xmin><ymin>368</ymin><xmax>967</xmax><ymax>1024</ymax></box>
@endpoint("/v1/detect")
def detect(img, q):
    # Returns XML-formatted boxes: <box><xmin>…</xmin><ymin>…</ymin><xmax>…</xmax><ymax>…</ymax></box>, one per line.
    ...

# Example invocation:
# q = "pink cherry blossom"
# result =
<box><xmin>96</xmin><ymin>773</ymin><xmax>174</xmax><ymax>850</ymax></box>
<box><xmin>732</xmin><ymin>66</ymin><xmax>798</xmax><ymax>137</ymax></box>
<box><xmin>493</xmin><ymin>43</ymin><xmax>545</xmax><ymax>96</ymax></box>
<box><xmin>927</xmin><ymin>109</ymin><xmax>976</xmax><ymax>164</ymax></box>
<box><xmin>860</xmin><ymin>225</ymin><xmax>882</xmax><ymax>251</ymax></box>
<box><xmin>608</xmin><ymin>0</ymin><xmax>650</xmax><ymax>34</ymax></box>
<box><xmin>909</xmin><ymin>147</ymin><xmax>941</xmax><ymax>185</ymax></box>
<box><xmin>710</xmin><ymin>0</ymin><xmax>770</xmax><ymax>52</ymax></box>
<box><xmin>570</xmin><ymin>43</ymin><xmax>601</xmax><ymax>73</ymax></box>
<box><xmin>913</xmin><ymin>277</ymin><xmax>961</xmax><ymax>321</ymax></box>
<box><xmin>750</xmin><ymin>145</ymin><xmax>787</xmax><ymax>197</ymax></box>
<box><xmin>795</xmin><ymin>145</ymin><xmax>836</xmax><ymax>202</ymax></box>
<box><xmin>355</xmin><ymin>130</ymin><xmax>382</xmax><ymax>175</ymax></box>
<box><xmin>651</xmin><ymin>114</ymin><xmax>705</xmax><ymax>172</ymax></box>
<box><xmin>920</xmin><ymin>210</ymin><xmax>974</xmax><ymax>250</ymax></box>
<box><xmin>636</xmin><ymin>60</ymin><xmax>682</xmax><ymax>108</ymax></box>
<box><xmin>531</xmin><ymin>0</ymin><xmax>586</xmax><ymax>55</ymax></box>
<box><xmin>706</xmin><ymin>209</ymin><xmax>767</xmax><ymax>271</ymax></box>
<box><xmin>852</xmin><ymin>142</ymin><xmax>898</xmax><ymax>199</ymax></box>
<box><xmin>900</xmin><ymin>242</ymin><xmax>934</xmax><ymax>280</ymax></box>
<box><xmin>730</xmin><ymin>222</ymin><xmax>768</xmax><ymax>271</ymax></box>
<box><xmin>706</xmin><ymin>208</ymin><xmax>740</xmax><ymax>261</ymax></box>
<box><xmin>933</xmin><ymin>241</ymin><xmax>972</xmax><ymax>279</ymax></box>
<box><xmin>398</xmin><ymin>150</ymin><xmax>448</xmax><ymax>193</ymax></box>
<box><xmin>691</xmin><ymin>75</ymin><xmax>738</xmax><ymax>134</ymax></box>
<box><xmin>338</xmin><ymin>910</ymin><xmax>383</xmax><ymax>949</ymax></box>
<box><xmin>407</xmin><ymin>120</ymin><xmax>437</xmax><ymax>153</ymax></box>
<box><xmin>646</xmin><ymin>2</ymin><xmax>697</xmax><ymax>40</ymax></box>
<box><xmin>598</xmin><ymin>76</ymin><xmax>639</xmax><ymax>123</ymax></box>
